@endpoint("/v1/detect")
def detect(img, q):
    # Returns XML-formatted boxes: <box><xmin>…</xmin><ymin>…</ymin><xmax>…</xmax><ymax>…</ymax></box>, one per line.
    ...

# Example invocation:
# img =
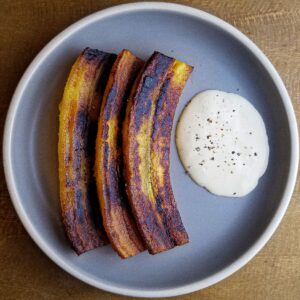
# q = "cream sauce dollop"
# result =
<box><xmin>176</xmin><ymin>90</ymin><xmax>269</xmax><ymax>197</ymax></box>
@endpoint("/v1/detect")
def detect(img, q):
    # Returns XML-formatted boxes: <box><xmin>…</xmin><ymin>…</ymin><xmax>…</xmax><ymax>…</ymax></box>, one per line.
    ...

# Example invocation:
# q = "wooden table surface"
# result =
<box><xmin>0</xmin><ymin>0</ymin><xmax>299</xmax><ymax>299</ymax></box>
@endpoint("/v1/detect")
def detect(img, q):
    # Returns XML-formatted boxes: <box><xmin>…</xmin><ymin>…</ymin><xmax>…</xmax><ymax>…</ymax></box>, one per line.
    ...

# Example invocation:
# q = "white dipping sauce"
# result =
<box><xmin>176</xmin><ymin>90</ymin><xmax>269</xmax><ymax>197</ymax></box>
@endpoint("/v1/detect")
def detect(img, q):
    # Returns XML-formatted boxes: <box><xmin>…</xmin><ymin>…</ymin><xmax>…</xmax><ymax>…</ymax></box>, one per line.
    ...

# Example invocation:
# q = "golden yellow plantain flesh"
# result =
<box><xmin>123</xmin><ymin>51</ymin><xmax>193</xmax><ymax>254</ymax></box>
<box><xmin>58</xmin><ymin>48</ymin><xmax>116</xmax><ymax>254</ymax></box>
<box><xmin>95</xmin><ymin>49</ymin><xmax>145</xmax><ymax>258</ymax></box>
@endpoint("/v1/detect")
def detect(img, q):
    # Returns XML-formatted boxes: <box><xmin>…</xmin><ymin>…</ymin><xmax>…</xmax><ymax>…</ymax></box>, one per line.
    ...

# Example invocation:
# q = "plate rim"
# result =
<box><xmin>3</xmin><ymin>2</ymin><xmax>299</xmax><ymax>298</ymax></box>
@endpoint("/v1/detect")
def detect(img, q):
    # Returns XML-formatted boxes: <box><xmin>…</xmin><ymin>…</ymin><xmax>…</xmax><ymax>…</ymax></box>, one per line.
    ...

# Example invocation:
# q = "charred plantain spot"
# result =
<box><xmin>155</xmin><ymin>195</ymin><xmax>164</xmax><ymax>214</ymax></box>
<box><xmin>152</xmin><ymin>52</ymin><xmax>173</xmax><ymax>75</ymax></box>
<box><xmin>132</xmin><ymin>54</ymin><xmax>173</xmax><ymax>130</ymax></box>
<box><xmin>76</xmin><ymin>110</ymin><xmax>88</xmax><ymax>137</ymax></box>
<box><xmin>75</xmin><ymin>189</ymin><xmax>85</xmax><ymax>224</ymax></box>
<box><xmin>103</xmin><ymin>142</ymin><xmax>109</xmax><ymax>172</ymax></box>
<box><xmin>103</xmin><ymin>123</ymin><xmax>109</xmax><ymax>140</ymax></box>
<box><xmin>104</xmin><ymin>164</ymin><xmax>121</xmax><ymax>207</ymax></box>
<box><xmin>159</xmin><ymin>114</ymin><xmax>173</xmax><ymax>138</ymax></box>
<box><xmin>143</xmin><ymin>76</ymin><xmax>155</xmax><ymax>88</ymax></box>
<box><xmin>82</xmin><ymin>48</ymin><xmax>105</xmax><ymax>62</ymax></box>
<box><xmin>156</xmin><ymin>79</ymin><xmax>171</xmax><ymax>113</ymax></box>
<box><xmin>133</xmin><ymin>76</ymin><xmax>156</xmax><ymax>130</ymax></box>
<box><xmin>155</xmin><ymin>196</ymin><xmax>176</xmax><ymax>246</ymax></box>
<box><xmin>143</xmin><ymin>207</ymin><xmax>173</xmax><ymax>250</ymax></box>
<box><xmin>95</xmin><ymin>54</ymin><xmax>117</xmax><ymax>93</ymax></box>
<box><xmin>162</xmin><ymin>146</ymin><xmax>169</xmax><ymax>161</ymax></box>
<box><xmin>104</xmin><ymin>84</ymin><xmax>117</xmax><ymax>121</ymax></box>
<box><xmin>152</xmin><ymin>79</ymin><xmax>173</xmax><ymax>139</ymax></box>
<box><xmin>73</xmin><ymin>140</ymin><xmax>84</xmax><ymax>177</ymax></box>
<box><xmin>75</xmin><ymin>111</ymin><xmax>97</xmax><ymax>159</ymax></box>
<box><xmin>144</xmin><ymin>208</ymin><xmax>162</xmax><ymax>234</ymax></box>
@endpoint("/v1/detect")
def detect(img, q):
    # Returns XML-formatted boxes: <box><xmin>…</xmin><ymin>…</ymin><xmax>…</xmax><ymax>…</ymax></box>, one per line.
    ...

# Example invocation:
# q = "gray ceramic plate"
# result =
<box><xmin>3</xmin><ymin>2</ymin><xmax>299</xmax><ymax>298</ymax></box>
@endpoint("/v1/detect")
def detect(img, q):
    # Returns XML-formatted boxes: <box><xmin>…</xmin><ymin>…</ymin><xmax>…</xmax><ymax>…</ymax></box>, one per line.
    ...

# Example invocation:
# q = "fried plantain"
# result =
<box><xmin>95</xmin><ymin>49</ymin><xmax>145</xmax><ymax>258</ymax></box>
<box><xmin>123</xmin><ymin>52</ymin><xmax>193</xmax><ymax>254</ymax></box>
<box><xmin>58</xmin><ymin>48</ymin><xmax>116</xmax><ymax>254</ymax></box>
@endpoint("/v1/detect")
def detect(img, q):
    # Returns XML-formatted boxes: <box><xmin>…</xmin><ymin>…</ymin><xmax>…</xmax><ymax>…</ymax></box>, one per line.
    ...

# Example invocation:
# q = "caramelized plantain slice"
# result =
<box><xmin>58</xmin><ymin>48</ymin><xmax>116</xmax><ymax>255</ymax></box>
<box><xmin>123</xmin><ymin>52</ymin><xmax>193</xmax><ymax>254</ymax></box>
<box><xmin>95</xmin><ymin>49</ymin><xmax>145</xmax><ymax>258</ymax></box>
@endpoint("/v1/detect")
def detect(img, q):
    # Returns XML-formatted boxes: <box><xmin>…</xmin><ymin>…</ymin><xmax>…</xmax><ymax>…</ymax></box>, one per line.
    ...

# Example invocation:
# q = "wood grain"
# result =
<box><xmin>0</xmin><ymin>1</ymin><xmax>299</xmax><ymax>299</ymax></box>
